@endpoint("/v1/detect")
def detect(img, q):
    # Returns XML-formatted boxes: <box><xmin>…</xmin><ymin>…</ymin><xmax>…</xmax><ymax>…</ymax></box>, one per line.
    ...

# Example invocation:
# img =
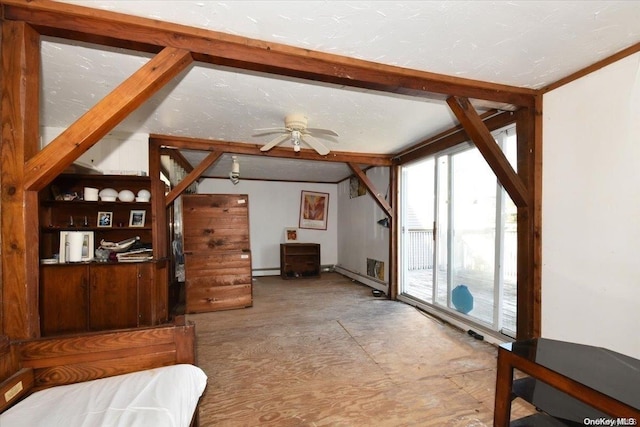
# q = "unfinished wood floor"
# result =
<box><xmin>187</xmin><ymin>273</ymin><xmax>534</xmax><ymax>426</ymax></box>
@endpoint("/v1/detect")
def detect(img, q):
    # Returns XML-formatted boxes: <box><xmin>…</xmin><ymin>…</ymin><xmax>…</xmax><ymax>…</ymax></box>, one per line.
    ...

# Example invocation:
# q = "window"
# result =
<box><xmin>400</xmin><ymin>126</ymin><xmax>517</xmax><ymax>337</ymax></box>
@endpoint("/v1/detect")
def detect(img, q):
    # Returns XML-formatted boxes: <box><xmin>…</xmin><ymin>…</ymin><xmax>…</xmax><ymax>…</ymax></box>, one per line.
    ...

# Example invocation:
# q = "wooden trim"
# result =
<box><xmin>24</xmin><ymin>47</ymin><xmax>193</xmax><ymax>191</ymax></box>
<box><xmin>347</xmin><ymin>163</ymin><xmax>392</xmax><ymax>218</ymax></box>
<box><xmin>150</xmin><ymin>135</ymin><xmax>393</xmax><ymax>166</ymax></box>
<box><xmin>542</xmin><ymin>41</ymin><xmax>640</xmax><ymax>93</ymax></box>
<box><xmin>1</xmin><ymin>0</ymin><xmax>536</xmax><ymax>108</ymax></box>
<box><xmin>165</xmin><ymin>151</ymin><xmax>222</xmax><ymax>207</ymax></box>
<box><xmin>447</xmin><ymin>96</ymin><xmax>528</xmax><ymax>208</ymax></box>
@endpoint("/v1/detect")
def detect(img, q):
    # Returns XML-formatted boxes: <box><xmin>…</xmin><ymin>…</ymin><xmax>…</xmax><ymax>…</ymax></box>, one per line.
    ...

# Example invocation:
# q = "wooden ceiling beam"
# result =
<box><xmin>149</xmin><ymin>135</ymin><xmax>393</xmax><ymax>167</ymax></box>
<box><xmin>1</xmin><ymin>0</ymin><xmax>536</xmax><ymax>108</ymax></box>
<box><xmin>24</xmin><ymin>46</ymin><xmax>193</xmax><ymax>191</ymax></box>
<box><xmin>447</xmin><ymin>96</ymin><xmax>528</xmax><ymax>208</ymax></box>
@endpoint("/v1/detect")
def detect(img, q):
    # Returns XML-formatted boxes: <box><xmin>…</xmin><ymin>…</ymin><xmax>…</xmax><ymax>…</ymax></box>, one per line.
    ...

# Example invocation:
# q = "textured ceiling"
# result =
<box><xmin>44</xmin><ymin>1</ymin><xmax>640</xmax><ymax>182</ymax></box>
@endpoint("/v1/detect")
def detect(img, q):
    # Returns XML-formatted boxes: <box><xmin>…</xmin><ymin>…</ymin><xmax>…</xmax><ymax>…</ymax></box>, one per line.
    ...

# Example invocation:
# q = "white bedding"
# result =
<box><xmin>0</xmin><ymin>364</ymin><xmax>207</xmax><ymax>427</ymax></box>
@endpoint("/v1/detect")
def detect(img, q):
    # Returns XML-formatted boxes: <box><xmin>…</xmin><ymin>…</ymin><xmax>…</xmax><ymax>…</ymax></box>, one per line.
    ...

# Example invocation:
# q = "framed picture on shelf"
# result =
<box><xmin>97</xmin><ymin>211</ymin><xmax>113</xmax><ymax>228</ymax></box>
<box><xmin>284</xmin><ymin>228</ymin><xmax>299</xmax><ymax>243</ymax></box>
<box><xmin>129</xmin><ymin>210</ymin><xmax>146</xmax><ymax>227</ymax></box>
<box><xmin>299</xmin><ymin>190</ymin><xmax>329</xmax><ymax>230</ymax></box>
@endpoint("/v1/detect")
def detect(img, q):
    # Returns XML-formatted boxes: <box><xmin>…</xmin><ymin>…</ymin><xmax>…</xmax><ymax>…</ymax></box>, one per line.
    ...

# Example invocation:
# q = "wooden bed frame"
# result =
<box><xmin>0</xmin><ymin>316</ymin><xmax>199</xmax><ymax>423</ymax></box>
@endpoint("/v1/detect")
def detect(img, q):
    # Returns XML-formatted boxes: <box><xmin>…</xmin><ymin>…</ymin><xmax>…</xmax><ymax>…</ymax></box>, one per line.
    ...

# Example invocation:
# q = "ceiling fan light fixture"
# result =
<box><xmin>254</xmin><ymin>114</ymin><xmax>336</xmax><ymax>155</ymax></box>
<box><xmin>291</xmin><ymin>130</ymin><xmax>301</xmax><ymax>152</ymax></box>
<box><xmin>229</xmin><ymin>155</ymin><xmax>240</xmax><ymax>185</ymax></box>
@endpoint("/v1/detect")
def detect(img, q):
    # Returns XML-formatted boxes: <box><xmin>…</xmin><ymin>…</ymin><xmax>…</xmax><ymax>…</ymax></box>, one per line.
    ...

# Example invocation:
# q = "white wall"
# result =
<box><xmin>41</xmin><ymin>127</ymin><xmax>149</xmax><ymax>175</ymax></box>
<box><xmin>198</xmin><ymin>178</ymin><xmax>338</xmax><ymax>275</ymax></box>
<box><xmin>542</xmin><ymin>52</ymin><xmax>640</xmax><ymax>358</ymax></box>
<box><xmin>336</xmin><ymin>167</ymin><xmax>390</xmax><ymax>288</ymax></box>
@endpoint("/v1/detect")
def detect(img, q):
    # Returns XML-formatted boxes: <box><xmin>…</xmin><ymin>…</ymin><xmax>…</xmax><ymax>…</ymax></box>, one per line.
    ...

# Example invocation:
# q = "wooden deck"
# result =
<box><xmin>403</xmin><ymin>268</ymin><xmax>517</xmax><ymax>334</ymax></box>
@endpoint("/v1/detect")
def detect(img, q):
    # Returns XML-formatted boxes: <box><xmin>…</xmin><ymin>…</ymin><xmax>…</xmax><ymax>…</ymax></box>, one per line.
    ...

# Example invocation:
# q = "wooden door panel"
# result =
<box><xmin>182</xmin><ymin>194</ymin><xmax>248</xmax><ymax>210</ymax></box>
<box><xmin>182</xmin><ymin>194</ymin><xmax>253</xmax><ymax>313</ymax></box>
<box><xmin>184</xmin><ymin>252</ymin><xmax>251</xmax><ymax>267</ymax></box>
<box><xmin>40</xmin><ymin>265</ymin><xmax>88</xmax><ymax>335</ymax></box>
<box><xmin>183</xmin><ymin>235</ymin><xmax>250</xmax><ymax>252</ymax></box>
<box><xmin>186</xmin><ymin>284</ymin><xmax>252</xmax><ymax>313</ymax></box>
<box><xmin>89</xmin><ymin>264</ymin><xmax>138</xmax><ymax>330</ymax></box>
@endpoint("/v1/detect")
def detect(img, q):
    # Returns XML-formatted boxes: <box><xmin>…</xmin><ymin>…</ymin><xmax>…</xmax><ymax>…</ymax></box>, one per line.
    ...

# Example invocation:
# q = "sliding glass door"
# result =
<box><xmin>401</xmin><ymin>127</ymin><xmax>517</xmax><ymax>336</ymax></box>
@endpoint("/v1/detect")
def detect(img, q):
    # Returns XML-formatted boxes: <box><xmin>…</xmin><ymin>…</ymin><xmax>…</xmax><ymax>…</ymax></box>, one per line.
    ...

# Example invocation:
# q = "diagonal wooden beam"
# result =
<box><xmin>165</xmin><ymin>151</ymin><xmax>222</xmax><ymax>207</ymax></box>
<box><xmin>24</xmin><ymin>46</ymin><xmax>193</xmax><ymax>191</ymax></box>
<box><xmin>446</xmin><ymin>96</ymin><xmax>529</xmax><ymax>208</ymax></box>
<box><xmin>347</xmin><ymin>163</ymin><xmax>392</xmax><ymax>218</ymax></box>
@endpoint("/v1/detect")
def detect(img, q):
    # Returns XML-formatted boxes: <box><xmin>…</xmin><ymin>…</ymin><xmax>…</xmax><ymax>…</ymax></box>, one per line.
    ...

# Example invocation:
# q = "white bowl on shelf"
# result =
<box><xmin>136</xmin><ymin>190</ymin><xmax>150</xmax><ymax>202</ymax></box>
<box><xmin>99</xmin><ymin>188</ymin><xmax>118</xmax><ymax>201</ymax></box>
<box><xmin>118</xmin><ymin>190</ymin><xmax>135</xmax><ymax>202</ymax></box>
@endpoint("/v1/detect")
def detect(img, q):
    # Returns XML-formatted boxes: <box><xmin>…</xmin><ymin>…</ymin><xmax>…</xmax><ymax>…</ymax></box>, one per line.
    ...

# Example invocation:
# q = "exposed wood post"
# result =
<box><xmin>24</xmin><ymin>47</ymin><xmax>193</xmax><ymax>191</ymax></box>
<box><xmin>515</xmin><ymin>100</ymin><xmax>543</xmax><ymax>339</ymax></box>
<box><xmin>388</xmin><ymin>164</ymin><xmax>398</xmax><ymax>299</ymax></box>
<box><xmin>1</xmin><ymin>21</ymin><xmax>41</xmax><ymax>338</ymax></box>
<box><xmin>446</xmin><ymin>96</ymin><xmax>529</xmax><ymax>208</ymax></box>
<box><xmin>148</xmin><ymin>141</ymin><xmax>167</xmax><ymax>260</ymax></box>
<box><xmin>165</xmin><ymin>151</ymin><xmax>222</xmax><ymax>207</ymax></box>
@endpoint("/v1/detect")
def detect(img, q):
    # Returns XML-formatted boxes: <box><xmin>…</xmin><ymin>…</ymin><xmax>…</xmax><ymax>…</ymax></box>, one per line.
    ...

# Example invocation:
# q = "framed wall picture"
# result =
<box><xmin>284</xmin><ymin>228</ymin><xmax>299</xmax><ymax>243</ymax></box>
<box><xmin>97</xmin><ymin>211</ymin><xmax>113</xmax><ymax>228</ymax></box>
<box><xmin>299</xmin><ymin>190</ymin><xmax>329</xmax><ymax>230</ymax></box>
<box><xmin>129</xmin><ymin>210</ymin><xmax>146</xmax><ymax>227</ymax></box>
<box><xmin>59</xmin><ymin>231</ymin><xmax>94</xmax><ymax>263</ymax></box>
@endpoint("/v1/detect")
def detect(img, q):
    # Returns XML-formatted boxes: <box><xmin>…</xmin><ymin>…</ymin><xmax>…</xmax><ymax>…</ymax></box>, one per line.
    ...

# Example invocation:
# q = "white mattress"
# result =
<box><xmin>0</xmin><ymin>364</ymin><xmax>207</xmax><ymax>427</ymax></box>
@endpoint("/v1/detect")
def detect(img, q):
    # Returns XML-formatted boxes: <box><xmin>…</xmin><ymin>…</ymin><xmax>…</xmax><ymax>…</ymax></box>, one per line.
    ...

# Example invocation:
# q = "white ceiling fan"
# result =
<box><xmin>253</xmin><ymin>113</ymin><xmax>338</xmax><ymax>156</ymax></box>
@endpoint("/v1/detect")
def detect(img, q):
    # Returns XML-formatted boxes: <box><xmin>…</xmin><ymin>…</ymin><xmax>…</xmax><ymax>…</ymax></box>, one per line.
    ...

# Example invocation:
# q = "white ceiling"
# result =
<box><xmin>44</xmin><ymin>1</ymin><xmax>640</xmax><ymax>182</ymax></box>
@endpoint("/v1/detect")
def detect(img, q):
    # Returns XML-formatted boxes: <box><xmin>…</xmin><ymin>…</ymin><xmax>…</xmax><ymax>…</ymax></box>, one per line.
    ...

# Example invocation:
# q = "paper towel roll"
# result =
<box><xmin>67</xmin><ymin>232</ymin><xmax>85</xmax><ymax>262</ymax></box>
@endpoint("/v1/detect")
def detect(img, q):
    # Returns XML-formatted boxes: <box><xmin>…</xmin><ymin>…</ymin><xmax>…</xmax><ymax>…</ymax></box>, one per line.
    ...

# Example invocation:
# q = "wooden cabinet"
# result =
<box><xmin>38</xmin><ymin>173</ymin><xmax>168</xmax><ymax>336</ymax></box>
<box><xmin>182</xmin><ymin>194</ymin><xmax>252</xmax><ymax>313</ymax></box>
<box><xmin>40</xmin><ymin>261</ymin><xmax>168</xmax><ymax>336</ymax></box>
<box><xmin>280</xmin><ymin>243</ymin><xmax>321</xmax><ymax>279</ymax></box>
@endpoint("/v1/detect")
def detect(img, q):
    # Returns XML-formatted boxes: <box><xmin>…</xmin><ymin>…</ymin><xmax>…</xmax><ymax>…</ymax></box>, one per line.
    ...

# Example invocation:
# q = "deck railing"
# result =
<box><xmin>406</xmin><ymin>229</ymin><xmax>517</xmax><ymax>279</ymax></box>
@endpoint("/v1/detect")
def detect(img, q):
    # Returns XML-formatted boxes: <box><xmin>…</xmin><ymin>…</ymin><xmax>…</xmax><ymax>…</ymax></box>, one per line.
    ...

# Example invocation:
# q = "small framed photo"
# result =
<box><xmin>97</xmin><ymin>211</ymin><xmax>113</xmax><ymax>228</ymax></box>
<box><xmin>129</xmin><ymin>210</ymin><xmax>146</xmax><ymax>227</ymax></box>
<box><xmin>284</xmin><ymin>228</ymin><xmax>298</xmax><ymax>243</ymax></box>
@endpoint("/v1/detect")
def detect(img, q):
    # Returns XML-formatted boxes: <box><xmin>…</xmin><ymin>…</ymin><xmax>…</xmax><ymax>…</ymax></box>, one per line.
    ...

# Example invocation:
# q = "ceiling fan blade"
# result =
<box><xmin>260</xmin><ymin>134</ymin><xmax>290</xmax><ymax>152</ymax></box>
<box><xmin>302</xmin><ymin>134</ymin><xmax>330</xmax><ymax>156</ymax></box>
<box><xmin>306</xmin><ymin>127</ymin><xmax>339</xmax><ymax>137</ymax></box>
<box><xmin>252</xmin><ymin>127</ymin><xmax>288</xmax><ymax>137</ymax></box>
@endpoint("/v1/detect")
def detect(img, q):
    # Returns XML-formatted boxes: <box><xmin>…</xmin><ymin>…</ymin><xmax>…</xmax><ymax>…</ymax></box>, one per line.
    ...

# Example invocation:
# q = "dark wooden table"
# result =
<box><xmin>494</xmin><ymin>338</ymin><xmax>640</xmax><ymax>426</ymax></box>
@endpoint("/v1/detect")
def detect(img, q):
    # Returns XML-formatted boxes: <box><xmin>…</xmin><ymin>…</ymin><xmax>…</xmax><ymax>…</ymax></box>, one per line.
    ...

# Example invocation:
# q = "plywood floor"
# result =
<box><xmin>187</xmin><ymin>273</ymin><xmax>534</xmax><ymax>426</ymax></box>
